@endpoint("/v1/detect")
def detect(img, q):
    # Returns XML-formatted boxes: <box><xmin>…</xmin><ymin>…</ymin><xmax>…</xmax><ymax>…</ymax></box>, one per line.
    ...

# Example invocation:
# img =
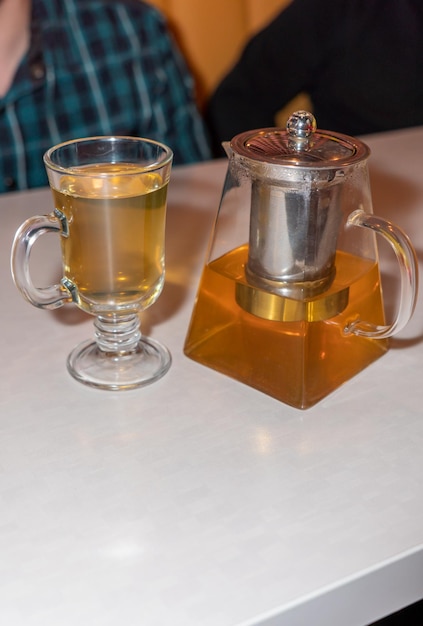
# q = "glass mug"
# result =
<box><xmin>11</xmin><ymin>136</ymin><xmax>173</xmax><ymax>390</ymax></box>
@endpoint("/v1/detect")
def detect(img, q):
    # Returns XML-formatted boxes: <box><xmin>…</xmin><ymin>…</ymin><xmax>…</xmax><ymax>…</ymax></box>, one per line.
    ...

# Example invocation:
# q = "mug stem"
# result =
<box><xmin>94</xmin><ymin>313</ymin><xmax>141</xmax><ymax>355</ymax></box>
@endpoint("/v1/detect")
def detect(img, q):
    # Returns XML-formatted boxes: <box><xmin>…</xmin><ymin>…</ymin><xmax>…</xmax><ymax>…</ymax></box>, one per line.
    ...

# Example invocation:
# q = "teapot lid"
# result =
<box><xmin>230</xmin><ymin>111</ymin><xmax>369</xmax><ymax>169</ymax></box>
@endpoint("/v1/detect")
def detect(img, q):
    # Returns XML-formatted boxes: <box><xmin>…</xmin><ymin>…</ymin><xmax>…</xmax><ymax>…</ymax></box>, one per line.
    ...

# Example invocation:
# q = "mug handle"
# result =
<box><xmin>11</xmin><ymin>212</ymin><xmax>71</xmax><ymax>310</ymax></box>
<box><xmin>346</xmin><ymin>209</ymin><xmax>418</xmax><ymax>338</ymax></box>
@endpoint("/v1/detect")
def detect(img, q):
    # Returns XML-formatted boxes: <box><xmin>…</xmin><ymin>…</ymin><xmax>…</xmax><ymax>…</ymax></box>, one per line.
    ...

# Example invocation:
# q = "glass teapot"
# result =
<box><xmin>184</xmin><ymin>111</ymin><xmax>418</xmax><ymax>409</ymax></box>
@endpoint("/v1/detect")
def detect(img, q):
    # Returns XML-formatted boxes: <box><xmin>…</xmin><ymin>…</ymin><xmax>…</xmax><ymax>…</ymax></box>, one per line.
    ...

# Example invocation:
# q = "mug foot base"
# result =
<box><xmin>67</xmin><ymin>336</ymin><xmax>171</xmax><ymax>390</ymax></box>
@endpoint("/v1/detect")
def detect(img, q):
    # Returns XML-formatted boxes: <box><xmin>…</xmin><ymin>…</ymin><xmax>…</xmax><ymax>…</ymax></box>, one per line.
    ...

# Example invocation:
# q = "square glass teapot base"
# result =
<box><xmin>184</xmin><ymin>246</ymin><xmax>389</xmax><ymax>410</ymax></box>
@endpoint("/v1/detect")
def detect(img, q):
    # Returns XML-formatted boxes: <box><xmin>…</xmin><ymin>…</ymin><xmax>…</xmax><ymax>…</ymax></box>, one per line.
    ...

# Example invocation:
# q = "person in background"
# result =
<box><xmin>206</xmin><ymin>0</ymin><xmax>423</xmax><ymax>155</ymax></box>
<box><xmin>0</xmin><ymin>0</ymin><xmax>211</xmax><ymax>193</ymax></box>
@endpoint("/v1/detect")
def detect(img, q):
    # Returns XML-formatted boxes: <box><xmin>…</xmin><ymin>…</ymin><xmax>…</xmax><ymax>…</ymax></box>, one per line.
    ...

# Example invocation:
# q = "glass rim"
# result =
<box><xmin>43</xmin><ymin>135</ymin><xmax>173</xmax><ymax>176</ymax></box>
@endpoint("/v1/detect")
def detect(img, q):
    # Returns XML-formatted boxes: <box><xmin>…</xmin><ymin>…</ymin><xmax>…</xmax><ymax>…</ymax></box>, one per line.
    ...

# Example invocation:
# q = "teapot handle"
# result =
<box><xmin>345</xmin><ymin>210</ymin><xmax>418</xmax><ymax>338</ymax></box>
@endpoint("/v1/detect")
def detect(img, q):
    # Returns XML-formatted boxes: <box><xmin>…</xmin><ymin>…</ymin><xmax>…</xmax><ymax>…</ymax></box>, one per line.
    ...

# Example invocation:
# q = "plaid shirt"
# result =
<box><xmin>0</xmin><ymin>0</ymin><xmax>211</xmax><ymax>192</ymax></box>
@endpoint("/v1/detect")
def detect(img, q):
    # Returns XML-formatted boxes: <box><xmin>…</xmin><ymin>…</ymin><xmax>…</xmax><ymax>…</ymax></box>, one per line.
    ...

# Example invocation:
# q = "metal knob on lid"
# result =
<box><xmin>286</xmin><ymin>110</ymin><xmax>317</xmax><ymax>152</ymax></box>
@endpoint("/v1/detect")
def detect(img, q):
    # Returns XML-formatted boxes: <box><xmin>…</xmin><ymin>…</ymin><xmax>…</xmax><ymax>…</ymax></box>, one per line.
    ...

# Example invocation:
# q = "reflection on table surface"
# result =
<box><xmin>1</xmin><ymin>127</ymin><xmax>423</xmax><ymax>626</ymax></box>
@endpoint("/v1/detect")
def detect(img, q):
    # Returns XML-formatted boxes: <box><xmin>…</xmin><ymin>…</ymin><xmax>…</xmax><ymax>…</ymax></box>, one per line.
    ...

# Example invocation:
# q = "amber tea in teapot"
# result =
<box><xmin>184</xmin><ymin>112</ymin><xmax>418</xmax><ymax>409</ymax></box>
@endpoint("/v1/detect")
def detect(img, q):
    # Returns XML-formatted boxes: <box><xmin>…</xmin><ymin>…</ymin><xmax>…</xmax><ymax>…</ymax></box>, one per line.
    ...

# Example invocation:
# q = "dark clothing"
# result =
<box><xmin>0</xmin><ymin>0</ymin><xmax>210</xmax><ymax>192</ymax></box>
<box><xmin>206</xmin><ymin>0</ymin><xmax>423</xmax><ymax>154</ymax></box>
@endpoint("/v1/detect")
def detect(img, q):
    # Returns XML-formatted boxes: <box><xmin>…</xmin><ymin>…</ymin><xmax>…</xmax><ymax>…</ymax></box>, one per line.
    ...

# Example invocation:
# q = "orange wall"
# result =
<box><xmin>148</xmin><ymin>0</ymin><xmax>291</xmax><ymax>104</ymax></box>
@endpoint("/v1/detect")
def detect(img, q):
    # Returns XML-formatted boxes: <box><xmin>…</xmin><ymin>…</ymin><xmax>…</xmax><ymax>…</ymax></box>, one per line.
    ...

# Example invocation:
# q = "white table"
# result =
<box><xmin>1</xmin><ymin>127</ymin><xmax>423</xmax><ymax>626</ymax></box>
